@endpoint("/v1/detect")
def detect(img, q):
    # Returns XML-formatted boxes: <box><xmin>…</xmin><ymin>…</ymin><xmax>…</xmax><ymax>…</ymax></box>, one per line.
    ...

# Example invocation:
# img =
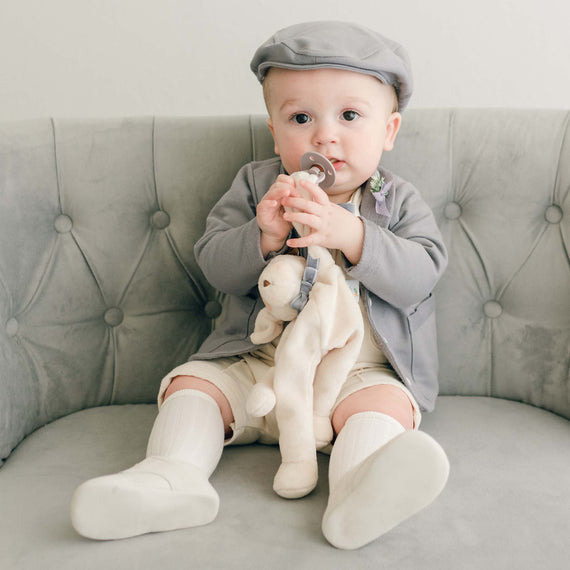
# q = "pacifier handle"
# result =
<box><xmin>299</xmin><ymin>152</ymin><xmax>336</xmax><ymax>189</ymax></box>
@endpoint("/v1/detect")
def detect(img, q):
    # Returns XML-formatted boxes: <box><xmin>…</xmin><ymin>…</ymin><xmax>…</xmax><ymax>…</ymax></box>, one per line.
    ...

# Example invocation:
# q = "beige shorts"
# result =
<box><xmin>157</xmin><ymin>349</ymin><xmax>422</xmax><ymax>448</ymax></box>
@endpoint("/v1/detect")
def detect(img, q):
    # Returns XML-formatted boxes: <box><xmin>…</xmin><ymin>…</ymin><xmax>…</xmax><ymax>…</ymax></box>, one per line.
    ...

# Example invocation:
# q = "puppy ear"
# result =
<box><xmin>251</xmin><ymin>308</ymin><xmax>284</xmax><ymax>344</ymax></box>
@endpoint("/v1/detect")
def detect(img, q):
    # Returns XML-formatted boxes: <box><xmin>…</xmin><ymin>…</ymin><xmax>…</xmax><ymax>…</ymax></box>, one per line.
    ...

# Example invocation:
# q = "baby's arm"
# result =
<box><xmin>350</xmin><ymin>184</ymin><xmax>448</xmax><ymax>308</ymax></box>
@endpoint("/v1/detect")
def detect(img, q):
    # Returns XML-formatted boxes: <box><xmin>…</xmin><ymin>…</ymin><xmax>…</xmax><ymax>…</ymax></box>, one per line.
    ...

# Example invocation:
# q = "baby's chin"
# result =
<box><xmin>328</xmin><ymin>177</ymin><xmax>370</xmax><ymax>198</ymax></box>
<box><xmin>325</xmin><ymin>186</ymin><xmax>361</xmax><ymax>204</ymax></box>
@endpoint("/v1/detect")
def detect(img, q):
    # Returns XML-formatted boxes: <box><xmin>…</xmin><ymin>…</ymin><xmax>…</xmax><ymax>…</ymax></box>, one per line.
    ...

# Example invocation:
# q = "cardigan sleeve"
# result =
<box><xmin>194</xmin><ymin>163</ymin><xmax>268</xmax><ymax>296</ymax></box>
<box><xmin>346</xmin><ymin>180</ymin><xmax>448</xmax><ymax>309</ymax></box>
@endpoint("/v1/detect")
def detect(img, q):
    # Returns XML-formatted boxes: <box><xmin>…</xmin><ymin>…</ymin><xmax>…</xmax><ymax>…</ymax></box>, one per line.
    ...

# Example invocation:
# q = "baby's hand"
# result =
<box><xmin>257</xmin><ymin>174</ymin><xmax>297</xmax><ymax>257</ymax></box>
<box><xmin>282</xmin><ymin>180</ymin><xmax>364</xmax><ymax>264</ymax></box>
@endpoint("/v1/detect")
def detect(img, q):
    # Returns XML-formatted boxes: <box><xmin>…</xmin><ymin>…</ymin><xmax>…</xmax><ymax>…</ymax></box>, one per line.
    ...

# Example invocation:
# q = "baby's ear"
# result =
<box><xmin>266</xmin><ymin>117</ymin><xmax>280</xmax><ymax>156</ymax></box>
<box><xmin>383</xmin><ymin>112</ymin><xmax>402</xmax><ymax>152</ymax></box>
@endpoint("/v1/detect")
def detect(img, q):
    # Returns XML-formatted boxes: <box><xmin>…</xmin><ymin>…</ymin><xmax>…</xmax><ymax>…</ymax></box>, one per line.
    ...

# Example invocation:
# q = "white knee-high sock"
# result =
<box><xmin>328</xmin><ymin>411</ymin><xmax>405</xmax><ymax>492</ymax></box>
<box><xmin>146</xmin><ymin>389</ymin><xmax>224</xmax><ymax>477</ymax></box>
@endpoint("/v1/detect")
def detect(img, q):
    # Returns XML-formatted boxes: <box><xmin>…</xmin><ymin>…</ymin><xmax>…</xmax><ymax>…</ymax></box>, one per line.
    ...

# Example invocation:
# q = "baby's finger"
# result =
<box><xmin>276</xmin><ymin>173</ymin><xmax>294</xmax><ymax>184</ymax></box>
<box><xmin>298</xmin><ymin>179</ymin><xmax>330</xmax><ymax>205</ymax></box>
<box><xmin>272</xmin><ymin>175</ymin><xmax>296</xmax><ymax>193</ymax></box>
<box><xmin>282</xmin><ymin>195</ymin><xmax>320</xmax><ymax>214</ymax></box>
<box><xmin>286</xmin><ymin>233</ymin><xmax>320</xmax><ymax>249</ymax></box>
<box><xmin>263</xmin><ymin>183</ymin><xmax>292</xmax><ymax>202</ymax></box>
<box><xmin>257</xmin><ymin>198</ymin><xmax>278</xmax><ymax>211</ymax></box>
<box><xmin>283</xmin><ymin>210</ymin><xmax>321</xmax><ymax>230</ymax></box>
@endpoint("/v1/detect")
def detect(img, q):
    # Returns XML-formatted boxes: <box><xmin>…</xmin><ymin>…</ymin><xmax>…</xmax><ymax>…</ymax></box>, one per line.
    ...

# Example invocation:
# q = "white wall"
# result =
<box><xmin>0</xmin><ymin>0</ymin><xmax>568</xmax><ymax>120</ymax></box>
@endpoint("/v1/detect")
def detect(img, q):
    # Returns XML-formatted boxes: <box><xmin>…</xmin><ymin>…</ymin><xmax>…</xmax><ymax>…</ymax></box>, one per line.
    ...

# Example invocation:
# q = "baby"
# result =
<box><xmin>71</xmin><ymin>21</ymin><xmax>450</xmax><ymax>550</ymax></box>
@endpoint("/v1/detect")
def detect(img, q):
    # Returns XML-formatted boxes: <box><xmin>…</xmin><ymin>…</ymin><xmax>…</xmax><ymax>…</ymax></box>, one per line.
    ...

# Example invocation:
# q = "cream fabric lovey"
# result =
<box><xmin>249</xmin><ymin>248</ymin><xmax>363</xmax><ymax>499</ymax></box>
<box><xmin>248</xmin><ymin>161</ymin><xmax>364</xmax><ymax>499</ymax></box>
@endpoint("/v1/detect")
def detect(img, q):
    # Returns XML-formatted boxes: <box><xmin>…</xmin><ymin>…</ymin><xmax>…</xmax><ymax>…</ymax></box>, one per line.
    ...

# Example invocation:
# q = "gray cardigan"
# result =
<box><xmin>191</xmin><ymin>157</ymin><xmax>448</xmax><ymax>411</ymax></box>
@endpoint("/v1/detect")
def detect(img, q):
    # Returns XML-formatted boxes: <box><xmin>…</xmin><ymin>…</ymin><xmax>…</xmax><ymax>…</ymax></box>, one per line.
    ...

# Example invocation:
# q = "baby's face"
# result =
<box><xmin>265</xmin><ymin>68</ymin><xmax>401</xmax><ymax>203</ymax></box>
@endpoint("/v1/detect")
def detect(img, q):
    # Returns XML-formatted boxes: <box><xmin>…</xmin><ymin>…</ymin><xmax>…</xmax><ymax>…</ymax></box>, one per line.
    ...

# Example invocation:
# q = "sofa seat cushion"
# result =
<box><xmin>1</xmin><ymin>396</ymin><xmax>568</xmax><ymax>570</ymax></box>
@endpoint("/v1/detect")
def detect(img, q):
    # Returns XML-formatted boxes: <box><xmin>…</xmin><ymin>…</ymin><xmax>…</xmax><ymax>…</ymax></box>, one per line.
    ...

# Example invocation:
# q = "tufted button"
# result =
<box><xmin>545</xmin><ymin>205</ymin><xmax>563</xmax><ymax>224</ymax></box>
<box><xmin>54</xmin><ymin>214</ymin><xmax>73</xmax><ymax>233</ymax></box>
<box><xmin>104</xmin><ymin>307</ymin><xmax>124</xmax><ymax>327</ymax></box>
<box><xmin>204</xmin><ymin>301</ymin><xmax>222</xmax><ymax>319</ymax></box>
<box><xmin>151</xmin><ymin>210</ymin><xmax>170</xmax><ymax>229</ymax></box>
<box><xmin>444</xmin><ymin>202</ymin><xmax>462</xmax><ymax>220</ymax></box>
<box><xmin>6</xmin><ymin>318</ymin><xmax>19</xmax><ymax>337</ymax></box>
<box><xmin>483</xmin><ymin>300</ymin><xmax>503</xmax><ymax>319</ymax></box>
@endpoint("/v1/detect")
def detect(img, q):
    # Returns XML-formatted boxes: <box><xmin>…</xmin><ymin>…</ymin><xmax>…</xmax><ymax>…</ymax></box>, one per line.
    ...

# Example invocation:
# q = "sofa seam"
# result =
<box><xmin>552</xmin><ymin>110</ymin><xmax>570</xmax><ymax>204</ymax></box>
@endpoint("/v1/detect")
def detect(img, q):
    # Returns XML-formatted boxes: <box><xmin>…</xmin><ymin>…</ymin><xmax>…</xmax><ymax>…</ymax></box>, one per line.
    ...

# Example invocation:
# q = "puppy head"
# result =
<box><xmin>258</xmin><ymin>255</ymin><xmax>305</xmax><ymax>313</ymax></box>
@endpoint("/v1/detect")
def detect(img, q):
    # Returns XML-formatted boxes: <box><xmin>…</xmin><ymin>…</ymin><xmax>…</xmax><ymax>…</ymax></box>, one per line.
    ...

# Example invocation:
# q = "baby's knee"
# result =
<box><xmin>332</xmin><ymin>385</ymin><xmax>414</xmax><ymax>434</ymax></box>
<box><xmin>165</xmin><ymin>376</ymin><xmax>234</xmax><ymax>435</ymax></box>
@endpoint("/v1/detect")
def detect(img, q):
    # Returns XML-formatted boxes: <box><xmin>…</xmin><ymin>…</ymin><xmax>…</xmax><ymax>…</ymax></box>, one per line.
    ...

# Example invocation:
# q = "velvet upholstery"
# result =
<box><xmin>1</xmin><ymin>111</ymin><xmax>569</xmax><ymax>569</ymax></box>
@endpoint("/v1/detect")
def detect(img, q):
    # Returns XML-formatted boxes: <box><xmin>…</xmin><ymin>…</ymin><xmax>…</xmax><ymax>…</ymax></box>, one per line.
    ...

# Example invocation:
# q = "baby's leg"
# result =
<box><xmin>331</xmin><ymin>384</ymin><xmax>415</xmax><ymax>432</ymax></box>
<box><xmin>71</xmin><ymin>374</ymin><xmax>232</xmax><ymax>540</ymax></box>
<box><xmin>164</xmin><ymin>375</ymin><xmax>234</xmax><ymax>437</ymax></box>
<box><xmin>322</xmin><ymin>384</ymin><xmax>449</xmax><ymax>550</ymax></box>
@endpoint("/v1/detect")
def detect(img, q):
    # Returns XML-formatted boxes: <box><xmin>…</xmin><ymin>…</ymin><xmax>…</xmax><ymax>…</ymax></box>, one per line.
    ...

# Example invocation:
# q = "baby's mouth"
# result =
<box><xmin>329</xmin><ymin>158</ymin><xmax>345</xmax><ymax>171</ymax></box>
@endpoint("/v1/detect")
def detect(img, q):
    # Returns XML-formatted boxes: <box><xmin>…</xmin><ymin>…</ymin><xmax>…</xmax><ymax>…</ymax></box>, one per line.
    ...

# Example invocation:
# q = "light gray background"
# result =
<box><xmin>0</xmin><ymin>0</ymin><xmax>568</xmax><ymax>120</ymax></box>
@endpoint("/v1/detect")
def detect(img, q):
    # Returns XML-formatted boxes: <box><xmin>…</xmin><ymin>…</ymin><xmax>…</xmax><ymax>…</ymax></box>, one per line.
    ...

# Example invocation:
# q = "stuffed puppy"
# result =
<box><xmin>248</xmin><ymin>245</ymin><xmax>364</xmax><ymax>499</ymax></box>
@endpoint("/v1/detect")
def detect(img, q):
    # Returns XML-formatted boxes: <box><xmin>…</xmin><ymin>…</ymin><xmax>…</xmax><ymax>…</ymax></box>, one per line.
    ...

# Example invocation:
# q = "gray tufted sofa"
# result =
<box><xmin>1</xmin><ymin>110</ymin><xmax>569</xmax><ymax>570</ymax></box>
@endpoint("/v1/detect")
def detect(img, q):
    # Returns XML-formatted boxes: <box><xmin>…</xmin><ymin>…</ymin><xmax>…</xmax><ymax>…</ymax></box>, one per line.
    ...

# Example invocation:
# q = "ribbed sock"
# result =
<box><xmin>146</xmin><ymin>389</ymin><xmax>224</xmax><ymax>475</ymax></box>
<box><xmin>328</xmin><ymin>411</ymin><xmax>405</xmax><ymax>492</ymax></box>
<box><xmin>71</xmin><ymin>389</ymin><xmax>225</xmax><ymax>540</ymax></box>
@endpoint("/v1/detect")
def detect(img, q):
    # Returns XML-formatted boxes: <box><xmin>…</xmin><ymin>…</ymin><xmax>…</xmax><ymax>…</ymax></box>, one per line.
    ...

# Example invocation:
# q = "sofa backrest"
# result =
<box><xmin>382</xmin><ymin>110</ymin><xmax>569</xmax><ymax>419</ymax></box>
<box><xmin>1</xmin><ymin>111</ymin><xmax>569</xmax><ymax>464</ymax></box>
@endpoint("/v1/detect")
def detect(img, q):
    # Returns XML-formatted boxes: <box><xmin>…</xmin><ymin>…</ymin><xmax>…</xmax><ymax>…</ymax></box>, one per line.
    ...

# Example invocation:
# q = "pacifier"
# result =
<box><xmin>298</xmin><ymin>152</ymin><xmax>336</xmax><ymax>189</ymax></box>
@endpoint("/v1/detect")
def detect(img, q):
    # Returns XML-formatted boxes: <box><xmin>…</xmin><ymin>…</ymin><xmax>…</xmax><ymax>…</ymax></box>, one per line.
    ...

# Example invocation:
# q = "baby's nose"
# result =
<box><xmin>312</xmin><ymin>120</ymin><xmax>338</xmax><ymax>146</ymax></box>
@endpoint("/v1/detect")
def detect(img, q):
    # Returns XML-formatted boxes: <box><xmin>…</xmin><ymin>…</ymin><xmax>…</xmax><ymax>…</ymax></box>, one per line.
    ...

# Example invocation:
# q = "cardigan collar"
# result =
<box><xmin>359</xmin><ymin>167</ymin><xmax>394</xmax><ymax>229</ymax></box>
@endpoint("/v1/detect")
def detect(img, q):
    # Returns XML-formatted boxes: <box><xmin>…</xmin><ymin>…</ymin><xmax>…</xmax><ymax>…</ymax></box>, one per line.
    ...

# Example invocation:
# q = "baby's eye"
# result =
<box><xmin>341</xmin><ymin>110</ymin><xmax>360</xmax><ymax>122</ymax></box>
<box><xmin>291</xmin><ymin>113</ymin><xmax>311</xmax><ymax>125</ymax></box>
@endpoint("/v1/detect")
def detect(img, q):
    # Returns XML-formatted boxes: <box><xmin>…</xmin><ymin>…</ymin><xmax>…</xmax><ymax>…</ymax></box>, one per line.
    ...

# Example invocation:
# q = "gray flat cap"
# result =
<box><xmin>250</xmin><ymin>21</ymin><xmax>413</xmax><ymax>110</ymax></box>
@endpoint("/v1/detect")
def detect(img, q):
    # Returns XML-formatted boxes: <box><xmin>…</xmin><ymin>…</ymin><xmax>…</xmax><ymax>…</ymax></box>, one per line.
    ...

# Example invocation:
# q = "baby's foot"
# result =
<box><xmin>71</xmin><ymin>456</ymin><xmax>219</xmax><ymax>540</ymax></box>
<box><xmin>322</xmin><ymin>431</ymin><xmax>449</xmax><ymax>550</ymax></box>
